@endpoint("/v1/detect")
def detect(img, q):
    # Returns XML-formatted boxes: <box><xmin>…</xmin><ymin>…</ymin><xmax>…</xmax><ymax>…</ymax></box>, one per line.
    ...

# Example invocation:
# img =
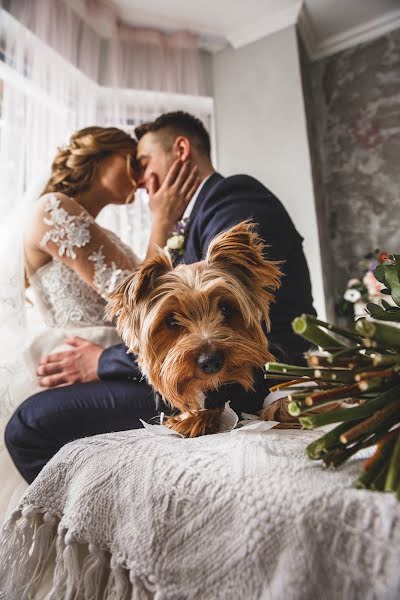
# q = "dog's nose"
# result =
<box><xmin>197</xmin><ymin>350</ymin><xmax>225</xmax><ymax>374</ymax></box>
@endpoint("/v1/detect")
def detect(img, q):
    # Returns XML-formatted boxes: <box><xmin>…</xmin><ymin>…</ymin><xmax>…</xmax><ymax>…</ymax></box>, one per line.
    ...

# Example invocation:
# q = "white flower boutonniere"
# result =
<box><xmin>164</xmin><ymin>217</ymin><xmax>190</xmax><ymax>265</ymax></box>
<box><xmin>166</xmin><ymin>234</ymin><xmax>185</xmax><ymax>251</ymax></box>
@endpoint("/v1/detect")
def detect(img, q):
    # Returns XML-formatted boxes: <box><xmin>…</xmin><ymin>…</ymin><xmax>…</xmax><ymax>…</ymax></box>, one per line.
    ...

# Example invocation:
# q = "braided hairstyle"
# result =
<box><xmin>43</xmin><ymin>126</ymin><xmax>137</xmax><ymax>197</ymax></box>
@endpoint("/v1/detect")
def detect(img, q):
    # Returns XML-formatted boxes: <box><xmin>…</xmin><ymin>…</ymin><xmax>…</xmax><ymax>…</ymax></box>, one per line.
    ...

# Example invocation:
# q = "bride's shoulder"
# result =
<box><xmin>26</xmin><ymin>192</ymin><xmax>93</xmax><ymax>247</ymax></box>
<box><xmin>34</xmin><ymin>192</ymin><xmax>90</xmax><ymax>219</ymax></box>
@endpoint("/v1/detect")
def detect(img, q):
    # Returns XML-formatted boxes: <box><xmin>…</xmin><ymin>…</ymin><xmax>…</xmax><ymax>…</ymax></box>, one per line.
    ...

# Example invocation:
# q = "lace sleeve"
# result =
<box><xmin>33</xmin><ymin>193</ymin><xmax>139</xmax><ymax>297</ymax></box>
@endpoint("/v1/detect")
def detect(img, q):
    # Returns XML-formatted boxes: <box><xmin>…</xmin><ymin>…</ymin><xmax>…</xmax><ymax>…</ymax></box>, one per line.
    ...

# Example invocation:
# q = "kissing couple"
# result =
<box><xmin>0</xmin><ymin>110</ymin><xmax>315</xmax><ymax>520</ymax></box>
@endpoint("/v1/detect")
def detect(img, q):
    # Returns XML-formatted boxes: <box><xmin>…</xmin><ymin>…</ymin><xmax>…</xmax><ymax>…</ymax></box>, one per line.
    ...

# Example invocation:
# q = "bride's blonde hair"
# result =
<box><xmin>43</xmin><ymin>126</ymin><xmax>137</xmax><ymax>196</ymax></box>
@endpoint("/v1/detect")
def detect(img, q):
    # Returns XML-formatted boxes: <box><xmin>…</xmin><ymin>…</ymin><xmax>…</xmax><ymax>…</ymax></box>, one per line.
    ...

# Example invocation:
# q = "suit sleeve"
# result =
<box><xmin>98</xmin><ymin>344</ymin><xmax>143</xmax><ymax>381</ymax></box>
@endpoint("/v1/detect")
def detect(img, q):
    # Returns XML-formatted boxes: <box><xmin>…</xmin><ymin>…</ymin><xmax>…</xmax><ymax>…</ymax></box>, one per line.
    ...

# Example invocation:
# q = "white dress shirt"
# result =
<box><xmin>181</xmin><ymin>174</ymin><xmax>213</xmax><ymax>222</ymax></box>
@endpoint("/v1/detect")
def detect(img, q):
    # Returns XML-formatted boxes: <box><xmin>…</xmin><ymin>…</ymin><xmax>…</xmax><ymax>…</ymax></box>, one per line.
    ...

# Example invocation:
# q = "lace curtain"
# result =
<box><xmin>0</xmin><ymin>1</ymin><xmax>214</xmax><ymax>258</ymax></box>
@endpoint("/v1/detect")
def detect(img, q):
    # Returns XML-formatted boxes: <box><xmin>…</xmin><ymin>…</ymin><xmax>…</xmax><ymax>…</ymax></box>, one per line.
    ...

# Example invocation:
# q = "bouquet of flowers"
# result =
<box><xmin>265</xmin><ymin>254</ymin><xmax>400</xmax><ymax>499</ymax></box>
<box><xmin>336</xmin><ymin>249</ymin><xmax>389</xmax><ymax>318</ymax></box>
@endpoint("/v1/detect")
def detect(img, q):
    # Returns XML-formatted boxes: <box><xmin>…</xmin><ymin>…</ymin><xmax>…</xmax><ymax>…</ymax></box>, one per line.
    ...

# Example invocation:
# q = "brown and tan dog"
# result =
<box><xmin>106</xmin><ymin>221</ymin><xmax>282</xmax><ymax>437</ymax></box>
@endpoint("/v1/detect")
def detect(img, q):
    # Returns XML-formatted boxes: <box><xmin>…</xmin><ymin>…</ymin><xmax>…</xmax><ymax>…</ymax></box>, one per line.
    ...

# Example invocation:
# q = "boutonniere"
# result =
<box><xmin>164</xmin><ymin>217</ymin><xmax>190</xmax><ymax>264</ymax></box>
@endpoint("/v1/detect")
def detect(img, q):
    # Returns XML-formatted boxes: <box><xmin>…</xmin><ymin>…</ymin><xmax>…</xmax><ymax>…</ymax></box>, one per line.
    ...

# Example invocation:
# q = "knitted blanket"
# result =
<box><xmin>1</xmin><ymin>425</ymin><xmax>399</xmax><ymax>600</ymax></box>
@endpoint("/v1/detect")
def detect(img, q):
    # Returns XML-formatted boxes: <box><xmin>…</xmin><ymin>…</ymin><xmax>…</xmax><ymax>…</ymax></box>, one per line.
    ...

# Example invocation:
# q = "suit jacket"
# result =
<box><xmin>184</xmin><ymin>172</ymin><xmax>316</xmax><ymax>362</ymax></box>
<box><xmin>99</xmin><ymin>172</ymin><xmax>316</xmax><ymax>382</ymax></box>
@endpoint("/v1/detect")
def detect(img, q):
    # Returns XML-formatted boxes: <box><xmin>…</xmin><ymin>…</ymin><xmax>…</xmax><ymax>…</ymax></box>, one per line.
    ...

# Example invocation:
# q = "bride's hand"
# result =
<box><xmin>148</xmin><ymin>158</ymin><xmax>200</xmax><ymax>227</ymax></box>
<box><xmin>37</xmin><ymin>336</ymin><xmax>104</xmax><ymax>387</ymax></box>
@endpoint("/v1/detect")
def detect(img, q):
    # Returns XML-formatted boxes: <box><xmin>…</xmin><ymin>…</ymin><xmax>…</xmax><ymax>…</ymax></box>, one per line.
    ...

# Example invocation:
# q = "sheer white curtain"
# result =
<box><xmin>0</xmin><ymin>9</ymin><xmax>98</xmax><ymax>215</ymax></box>
<box><xmin>0</xmin><ymin>1</ymin><xmax>214</xmax><ymax>256</ymax></box>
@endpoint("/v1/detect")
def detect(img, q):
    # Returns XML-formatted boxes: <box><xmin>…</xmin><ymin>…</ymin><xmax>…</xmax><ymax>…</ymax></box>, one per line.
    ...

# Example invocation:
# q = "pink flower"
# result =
<box><xmin>363</xmin><ymin>271</ymin><xmax>384</xmax><ymax>298</ymax></box>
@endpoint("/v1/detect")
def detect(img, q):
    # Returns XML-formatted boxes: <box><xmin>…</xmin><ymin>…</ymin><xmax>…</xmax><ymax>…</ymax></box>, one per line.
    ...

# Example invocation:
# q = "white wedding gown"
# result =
<box><xmin>0</xmin><ymin>193</ymin><xmax>140</xmax><ymax>524</ymax></box>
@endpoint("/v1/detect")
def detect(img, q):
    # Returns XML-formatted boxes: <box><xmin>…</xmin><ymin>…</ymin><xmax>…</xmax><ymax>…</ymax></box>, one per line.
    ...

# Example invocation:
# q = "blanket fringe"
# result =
<box><xmin>0</xmin><ymin>508</ymin><xmax>57</xmax><ymax>600</ymax></box>
<box><xmin>81</xmin><ymin>544</ymin><xmax>109</xmax><ymax>599</ymax></box>
<box><xmin>104</xmin><ymin>557</ymin><xmax>132</xmax><ymax>600</ymax></box>
<box><xmin>0</xmin><ymin>509</ymin><xmax>152</xmax><ymax>600</ymax></box>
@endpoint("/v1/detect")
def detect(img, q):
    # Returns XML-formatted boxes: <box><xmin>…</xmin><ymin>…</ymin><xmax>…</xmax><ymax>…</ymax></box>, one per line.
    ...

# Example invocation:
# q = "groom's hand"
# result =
<box><xmin>37</xmin><ymin>337</ymin><xmax>104</xmax><ymax>388</ymax></box>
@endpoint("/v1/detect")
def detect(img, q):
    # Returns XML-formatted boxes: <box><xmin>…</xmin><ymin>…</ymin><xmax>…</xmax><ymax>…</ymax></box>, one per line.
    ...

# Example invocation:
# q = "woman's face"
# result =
<box><xmin>97</xmin><ymin>153</ymin><xmax>137</xmax><ymax>205</ymax></box>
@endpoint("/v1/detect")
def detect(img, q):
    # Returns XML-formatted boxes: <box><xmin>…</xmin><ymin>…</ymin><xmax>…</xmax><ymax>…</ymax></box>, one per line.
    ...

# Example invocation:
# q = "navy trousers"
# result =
<box><xmin>5</xmin><ymin>351</ymin><xmax>268</xmax><ymax>484</ymax></box>
<box><xmin>5</xmin><ymin>379</ymin><xmax>158</xmax><ymax>484</ymax></box>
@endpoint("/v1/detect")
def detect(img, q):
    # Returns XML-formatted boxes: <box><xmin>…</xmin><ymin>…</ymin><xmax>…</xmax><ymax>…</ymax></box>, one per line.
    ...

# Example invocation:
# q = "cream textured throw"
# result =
<box><xmin>0</xmin><ymin>426</ymin><xmax>399</xmax><ymax>600</ymax></box>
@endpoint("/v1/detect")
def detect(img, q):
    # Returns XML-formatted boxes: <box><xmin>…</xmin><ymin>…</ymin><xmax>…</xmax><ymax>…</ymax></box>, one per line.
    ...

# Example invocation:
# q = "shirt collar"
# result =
<box><xmin>182</xmin><ymin>174</ymin><xmax>213</xmax><ymax>221</ymax></box>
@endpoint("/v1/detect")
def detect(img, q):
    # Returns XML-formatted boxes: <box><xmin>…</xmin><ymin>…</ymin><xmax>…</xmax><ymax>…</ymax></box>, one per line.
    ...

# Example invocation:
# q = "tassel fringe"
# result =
<box><xmin>0</xmin><ymin>508</ymin><xmax>153</xmax><ymax>599</ymax></box>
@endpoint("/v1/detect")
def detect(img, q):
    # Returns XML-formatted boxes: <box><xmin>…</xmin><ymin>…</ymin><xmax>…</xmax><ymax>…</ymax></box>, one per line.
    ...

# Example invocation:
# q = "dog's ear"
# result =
<box><xmin>105</xmin><ymin>250</ymin><xmax>173</xmax><ymax>321</ymax></box>
<box><xmin>205</xmin><ymin>220</ymin><xmax>282</xmax><ymax>295</ymax></box>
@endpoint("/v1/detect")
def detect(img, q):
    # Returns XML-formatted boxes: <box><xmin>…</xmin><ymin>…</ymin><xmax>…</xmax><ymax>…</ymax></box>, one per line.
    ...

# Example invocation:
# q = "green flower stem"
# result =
<box><xmin>371</xmin><ymin>353</ymin><xmax>400</xmax><ymax>367</ymax></box>
<box><xmin>306</xmin><ymin>421</ymin><xmax>362</xmax><ymax>460</ymax></box>
<box><xmin>265</xmin><ymin>363</ymin><xmax>320</xmax><ymax>376</ymax></box>
<box><xmin>384</xmin><ymin>429</ymin><xmax>400</xmax><ymax>492</ymax></box>
<box><xmin>292</xmin><ymin>315</ymin><xmax>350</xmax><ymax>351</ymax></box>
<box><xmin>290</xmin><ymin>385</ymin><xmax>366</xmax><ymax>418</ymax></box>
<box><xmin>356</xmin><ymin>435</ymin><xmax>396</xmax><ymax>489</ymax></box>
<box><xmin>323</xmin><ymin>439</ymin><xmax>368</xmax><ymax>468</ymax></box>
<box><xmin>326</xmin><ymin>416</ymin><xmax>399</xmax><ymax>470</ymax></box>
<box><xmin>355</xmin><ymin>318</ymin><xmax>400</xmax><ymax>349</ymax></box>
<box><xmin>354</xmin><ymin>367</ymin><xmax>399</xmax><ymax>382</ymax></box>
<box><xmin>305</xmin><ymin>315</ymin><xmax>363</xmax><ymax>343</ymax></box>
<box><xmin>299</xmin><ymin>384</ymin><xmax>400</xmax><ymax>429</ymax></box>
<box><xmin>340</xmin><ymin>398</ymin><xmax>400</xmax><ymax>444</ymax></box>
<box><xmin>265</xmin><ymin>361</ymin><xmax>354</xmax><ymax>384</ymax></box>
<box><xmin>305</xmin><ymin>383</ymin><xmax>361</xmax><ymax>407</ymax></box>
<box><xmin>371</xmin><ymin>464</ymin><xmax>390</xmax><ymax>491</ymax></box>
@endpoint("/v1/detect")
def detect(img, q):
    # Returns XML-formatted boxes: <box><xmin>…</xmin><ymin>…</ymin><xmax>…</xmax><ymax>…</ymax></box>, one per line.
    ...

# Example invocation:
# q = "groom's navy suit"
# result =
<box><xmin>6</xmin><ymin>173</ymin><xmax>316</xmax><ymax>483</ymax></box>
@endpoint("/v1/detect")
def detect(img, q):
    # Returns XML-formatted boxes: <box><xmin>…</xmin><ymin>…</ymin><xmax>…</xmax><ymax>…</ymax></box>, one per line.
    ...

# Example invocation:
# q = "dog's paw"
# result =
<box><xmin>164</xmin><ymin>407</ymin><xmax>224</xmax><ymax>437</ymax></box>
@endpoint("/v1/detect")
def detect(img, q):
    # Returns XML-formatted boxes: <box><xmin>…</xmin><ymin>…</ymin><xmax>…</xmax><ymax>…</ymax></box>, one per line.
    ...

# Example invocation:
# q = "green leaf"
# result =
<box><xmin>374</xmin><ymin>264</ymin><xmax>386</xmax><ymax>284</ymax></box>
<box><xmin>367</xmin><ymin>303</ymin><xmax>386</xmax><ymax>317</ymax></box>
<box><xmin>393</xmin><ymin>255</ymin><xmax>400</xmax><ymax>280</ymax></box>
<box><xmin>383</xmin><ymin>264</ymin><xmax>400</xmax><ymax>307</ymax></box>
<box><xmin>381</xmin><ymin>299</ymin><xmax>393</xmax><ymax>310</ymax></box>
<box><xmin>366</xmin><ymin>303</ymin><xmax>400</xmax><ymax>321</ymax></box>
<box><xmin>381</xmin><ymin>289</ymin><xmax>391</xmax><ymax>295</ymax></box>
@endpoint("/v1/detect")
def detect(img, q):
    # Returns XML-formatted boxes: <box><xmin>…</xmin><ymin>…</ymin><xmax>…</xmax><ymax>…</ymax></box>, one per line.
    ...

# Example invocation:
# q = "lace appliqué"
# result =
<box><xmin>40</xmin><ymin>195</ymin><xmax>93</xmax><ymax>260</ymax></box>
<box><xmin>89</xmin><ymin>246</ymin><xmax>132</xmax><ymax>298</ymax></box>
<box><xmin>31</xmin><ymin>261</ymin><xmax>107</xmax><ymax>328</ymax></box>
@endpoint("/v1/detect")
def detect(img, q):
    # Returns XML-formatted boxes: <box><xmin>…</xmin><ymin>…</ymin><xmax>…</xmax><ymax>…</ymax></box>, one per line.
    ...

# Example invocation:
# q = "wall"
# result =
<box><xmin>298</xmin><ymin>34</ymin><xmax>336</xmax><ymax>321</ymax></box>
<box><xmin>212</xmin><ymin>25</ymin><xmax>326</xmax><ymax>320</ymax></box>
<box><xmin>308</xmin><ymin>28</ymin><xmax>400</xmax><ymax>302</ymax></box>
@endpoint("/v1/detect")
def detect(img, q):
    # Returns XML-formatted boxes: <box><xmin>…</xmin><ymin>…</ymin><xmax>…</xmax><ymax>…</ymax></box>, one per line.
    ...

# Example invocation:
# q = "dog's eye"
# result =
<box><xmin>165</xmin><ymin>313</ymin><xmax>181</xmax><ymax>329</ymax></box>
<box><xmin>219</xmin><ymin>302</ymin><xmax>234</xmax><ymax>320</ymax></box>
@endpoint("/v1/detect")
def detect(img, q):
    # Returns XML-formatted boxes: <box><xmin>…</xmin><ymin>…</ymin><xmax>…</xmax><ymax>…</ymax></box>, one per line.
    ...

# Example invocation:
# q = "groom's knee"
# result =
<box><xmin>5</xmin><ymin>390</ymin><xmax>61</xmax><ymax>484</ymax></box>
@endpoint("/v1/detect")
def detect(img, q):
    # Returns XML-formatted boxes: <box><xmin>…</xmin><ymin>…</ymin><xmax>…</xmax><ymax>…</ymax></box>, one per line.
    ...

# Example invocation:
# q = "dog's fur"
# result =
<box><xmin>106</xmin><ymin>221</ymin><xmax>282</xmax><ymax>436</ymax></box>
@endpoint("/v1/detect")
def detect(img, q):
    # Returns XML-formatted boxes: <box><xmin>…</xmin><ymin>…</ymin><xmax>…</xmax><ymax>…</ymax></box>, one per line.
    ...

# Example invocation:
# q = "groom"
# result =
<box><xmin>6</xmin><ymin>111</ymin><xmax>316</xmax><ymax>483</ymax></box>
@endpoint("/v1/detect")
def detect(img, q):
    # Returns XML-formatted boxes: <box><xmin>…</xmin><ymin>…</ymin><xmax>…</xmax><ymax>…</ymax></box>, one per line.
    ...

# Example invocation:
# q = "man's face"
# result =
<box><xmin>136</xmin><ymin>132</ymin><xmax>175</xmax><ymax>191</ymax></box>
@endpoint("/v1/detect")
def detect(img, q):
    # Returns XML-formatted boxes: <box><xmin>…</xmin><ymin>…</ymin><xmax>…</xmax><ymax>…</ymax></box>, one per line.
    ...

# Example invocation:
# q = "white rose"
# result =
<box><xmin>166</xmin><ymin>235</ymin><xmax>185</xmax><ymax>250</ymax></box>
<box><xmin>344</xmin><ymin>288</ymin><xmax>361</xmax><ymax>303</ymax></box>
<box><xmin>347</xmin><ymin>278</ymin><xmax>361</xmax><ymax>287</ymax></box>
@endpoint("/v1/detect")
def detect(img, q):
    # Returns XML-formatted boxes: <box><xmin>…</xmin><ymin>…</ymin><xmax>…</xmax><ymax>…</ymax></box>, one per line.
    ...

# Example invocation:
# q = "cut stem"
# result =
<box><xmin>340</xmin><ymin>399</ymin><xmax>400</xmax><ymax>445</ymax></box>
<box><xmin>300</xmin><ymin>383</ymin><xmax>400</xmax><ymax>429</ymax></box>
<box><xmin>292</xmin><ymin>314</ymin><xmax>350</xmax><ymax>351</ymax></box>
<box><xmin>384</xmin><ymin>429</ymin><xmax>400</xmax><ymax>492</ymax></box>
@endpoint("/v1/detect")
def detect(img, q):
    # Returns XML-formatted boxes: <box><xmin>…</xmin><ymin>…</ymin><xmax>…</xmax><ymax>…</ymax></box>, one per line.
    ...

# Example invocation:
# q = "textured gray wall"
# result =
<box><xmin>304</xmin><ymin>28</ymin><xmax>400</xmax><ymax>308</ymax></box>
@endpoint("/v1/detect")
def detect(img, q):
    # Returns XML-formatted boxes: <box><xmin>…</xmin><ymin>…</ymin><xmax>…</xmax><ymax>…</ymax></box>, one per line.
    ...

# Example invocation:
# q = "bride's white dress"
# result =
<box><xmin>0</xmin><ymin>193</ymin><xmax>140</xmax><ymax>523</ymax></box>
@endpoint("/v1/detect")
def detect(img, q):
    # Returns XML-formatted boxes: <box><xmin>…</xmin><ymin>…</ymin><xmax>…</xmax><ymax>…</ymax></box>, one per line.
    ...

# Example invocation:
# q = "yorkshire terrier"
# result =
<box><xmin>106</xmin><ymin>221</ymin><xmax>282</xmax><ymax>437</ymax></box>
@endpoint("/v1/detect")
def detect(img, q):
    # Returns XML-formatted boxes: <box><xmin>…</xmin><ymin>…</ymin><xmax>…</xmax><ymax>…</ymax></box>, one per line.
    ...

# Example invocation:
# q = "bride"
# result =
<box><xmin>0</xmin><ymin>125</ymin><xmax>198</xmax><ymax>522</ymax></box>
